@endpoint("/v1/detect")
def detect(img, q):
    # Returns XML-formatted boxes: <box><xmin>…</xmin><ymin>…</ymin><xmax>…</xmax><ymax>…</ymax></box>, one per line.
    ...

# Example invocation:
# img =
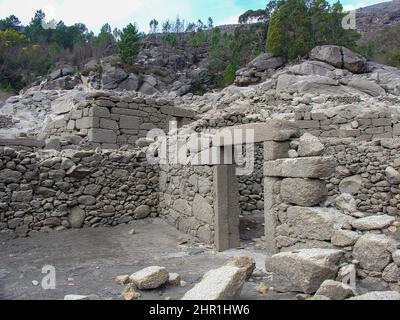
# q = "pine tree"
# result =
<box><xmin>118</xmin><ymin>23</ymin><xmax>140</xmax><ymax>64</ymax></box>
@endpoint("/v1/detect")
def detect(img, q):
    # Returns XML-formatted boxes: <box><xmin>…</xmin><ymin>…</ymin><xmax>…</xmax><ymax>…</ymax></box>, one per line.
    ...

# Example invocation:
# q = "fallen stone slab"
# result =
<box><xmin>264</xmin><ymin>157</ymin><xmax>335</xmax><ymax>178</ymax></box>
<box><xmin>353</xmin><ymin>234</ymin><xmax>398</xmax><ymax>271</ymax></box>
<box><xmin>225</xmin><ymin>256</ymin><xmax>256</xmax><ymax>280</ymax></box>
<box><xmin>285</xmin><ymin>206</ymin><xmax>353</xmax><ymax>241</ymax></box>
<box><xmin>182</xmin><ymin>266</ymin><xmax>247</xmax><ymax>300</ymax></box>
<box><xmin>348</xmin><ymin>291</ymin><xmax>400</xmax><ymax>300</ymax></box>
<box><xmin>352</xmin><ymin>215</ymin><xmax>395</xmax><ymax>231</ymax></box>
<box><xmin>129</xmin><ymin>266</ymin><xmax>169</xmax><ymax>290</ymax></box>
<box><xmin>315</xmin><ymin>280</ymin><xmax>355</xmax><ymax>300</ymax></box>
<box><xmin>265</xmin><ymin>248</ymin><xmax>343</xmax><ymax>294</ymax></box>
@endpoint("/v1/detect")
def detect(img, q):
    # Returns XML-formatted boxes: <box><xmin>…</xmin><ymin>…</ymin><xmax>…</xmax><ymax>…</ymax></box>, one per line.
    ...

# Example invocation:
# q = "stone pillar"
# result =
<box><xmin>214</xmin><ymin>165</ymin><xmax>240</xmax><ymax>252</ymax></box>
<box><xmin>263</xmin><ymin>141</ymin><xmax>290</xmax><ymax>255</ymax></box>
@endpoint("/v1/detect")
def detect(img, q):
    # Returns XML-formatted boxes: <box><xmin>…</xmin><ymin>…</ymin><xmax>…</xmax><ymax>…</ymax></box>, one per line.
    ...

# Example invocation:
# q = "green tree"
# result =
<box><xmin>0</xmin><ymin>15</ymin><xmax>21</xmax><ymax>31</ymax></box>
<box><xmin>118</xmin><ymin>23</ymin><xmax>140</xmax><ymax>64</ymax></box>
<box><xmin>266</xmin><ymin>0</ymin><xmax>360</xmax><ymax>60</ymax></box>
<box><xmin>223</xmin><ymin>62</ymin><xmax>236</xmax><ymax>85</ymax></box>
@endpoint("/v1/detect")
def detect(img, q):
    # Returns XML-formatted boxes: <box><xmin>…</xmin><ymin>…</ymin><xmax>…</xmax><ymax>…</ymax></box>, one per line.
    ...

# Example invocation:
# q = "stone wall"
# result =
<box><xmin>158</xmin><ymin>164</ymin><xmax>215</xmax><ymax>244</ymax></box>
<box><xmin>44</xmin><ymin>91</ymin><xmax>197</xmax><ymax>150</ymax></box>
<box><xmin>265</xmin><ymin>135</ymin><xmax>400</xmax><ymax>292</ymax></box>
<box><xmin>324</xmin><ymin>137</ymin><xmax>400</xmax><ymax>216</ymax></box>
<box><xmin>0</xmin><ymin>146</ymin><xmax>159</xmax><ymax>241</ymax></box>
<box><xmin>295</xmin><ymin>104</ymin><xmax>399</xmax><ymax>140</ymax></box>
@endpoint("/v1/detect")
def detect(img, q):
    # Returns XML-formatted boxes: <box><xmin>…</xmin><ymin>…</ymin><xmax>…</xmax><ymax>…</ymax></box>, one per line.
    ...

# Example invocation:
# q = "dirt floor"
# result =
<box><xmin>0</xmin><ymin>218</ymin><xmax>295</xmax><ymax>300</ymax></box>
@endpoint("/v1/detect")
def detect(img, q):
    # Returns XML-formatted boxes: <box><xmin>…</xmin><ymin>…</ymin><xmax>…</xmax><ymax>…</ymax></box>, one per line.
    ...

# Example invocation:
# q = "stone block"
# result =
<box><xmin>88</xmin><ymin>128</ymin><xmax>117</xmax><ymax>144</ymax></box>
<box><xmin>76</xmin><ymin>117</ymin><xmax>98</xmax><ymax>129</ymax></box>
<box><xmin>120</xmin><ymin>115</ymin><xmax>140</xmax><ymax>129</ymax></box>
<box><xmin>212</xmin><ymin>120</ymin><xmax>298</xmax><ymax>146</ymax></box>
<box><xmin>182</xmin><ymin>266</ymin><xmax>246</xmax><ymax>300</ymax></box>
<box><xmin>90</xmin><ymin>106</ymin><xmax>111</xmax><ymax>118</ymax></box>
<box><xmin>285</xmin><ymin>206</ymin><xmax>353</xmax><ymax>241</ymax></box>
<box><xmin>265</xmin><ymin>248</ymin><xmax>343</xmax><ymax>294</ymax></box>
<box><xmin>281</xmin><ymin>178</ymin><xmax>327</xmax><ymax>206</ymax></box>
<box><xmin>100</xmin><ymin>118</ymin><xmax>119</xmax><ymax>130</ymax></box>
<box><xmin>263</xmin><ymin>141</ymin><xmax>290</xmax><ymax>160</ymax></box>
<box><xmin>264</xmin><ymin>157</ymin><xmax>336</xmax><ymax>178</ymax></box>
<box><xmin>160</xmin><ymin>105</ymin><xmax>196</xmax><ymax>118</ymax></box>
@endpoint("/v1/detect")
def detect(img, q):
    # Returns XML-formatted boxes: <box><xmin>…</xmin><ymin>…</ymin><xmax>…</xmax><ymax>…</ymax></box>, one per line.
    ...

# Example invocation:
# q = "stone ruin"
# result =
<box><xmin>1</xmin><ymin>45</ymin><xmax>400</xmax><ymax>300</ymax></box>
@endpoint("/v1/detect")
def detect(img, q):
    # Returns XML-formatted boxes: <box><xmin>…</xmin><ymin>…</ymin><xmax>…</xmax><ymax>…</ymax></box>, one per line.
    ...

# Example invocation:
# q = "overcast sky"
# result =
<box><xmin>0</xmin><ymin>0</ymin><xmax>386</xmax><ymax>34</ymax></box>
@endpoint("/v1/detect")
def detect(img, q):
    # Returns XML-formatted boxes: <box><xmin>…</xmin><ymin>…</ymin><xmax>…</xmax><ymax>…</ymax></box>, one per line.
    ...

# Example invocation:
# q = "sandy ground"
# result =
<box><xmin>0</xmin><ymin>218</ymin><xmax>295</xmax><ymax>301</ymax></box>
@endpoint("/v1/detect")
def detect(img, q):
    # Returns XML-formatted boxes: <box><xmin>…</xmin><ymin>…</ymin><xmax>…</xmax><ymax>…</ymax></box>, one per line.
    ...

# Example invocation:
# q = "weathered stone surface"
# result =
<box><xmin>168</xmin><ymin>273</ymin><xmax>181</xmax><ymax>286</ymax></box>
<box><xmin>382</xmin><ymin>263</ymin><xmax>400</xmax><ymax>283</ymax></box>
<box><xmin>393</xmin><ymin>250</ymin><xmax>400</xmax><ymax>266</ymax></box>
<box><xmin>192</xmin><ymin>195</ymin><xmax>213</xmax><ymax>225</ymax></box>
<box><xmin>129</xmin><ymin>266</ymin><xmax>169</xmax><ymax>290</ymax></box>
<box><xmin>265</xmin><ymin>249</ymin><xmax>344</xmax><ymax>294</ymax></box>
<box><xmin>348</xmin><ymin>78</ymin><xmax>386</xmax><ymax>96</ymax></box>
<box><xmin>213</xmin><ymin>120</ymin><xmax>298</xmax><ymax>146</ymax></box>
<box><xmin>310</xmin><ymin>45</ymin><xmax>367</xmax><ymax>73</ymax></box>
<box><xmin>331</xmin><ymin>230</ymin><xmax>360</xmax><ymax>247</ymax></box>
<box><xmin>247</xmin><ymin>53</ymin><xmax>285</xmax><ymax>71</ymax></box>
<box><xmin>264</xmin><ymin>157</ymin><xmax>335</xmax><ymax>179</ymax></box>
<box><xmin>115</xmin><ymin>275</ymin><xmax>130</xmax><ymax>285</ymax></box>
<box><xmin>88</xmin><ymin>128</ymin><xmax>117</xmax><ymax>144</ymax></box>
<box><xmin>69</xmin><ymin>206</ymin><xmax>86</xmax><ymax>229</ymax></box>
<box><xmin>120</xmin><ymin>115</ymin><xmax>140</xmax><ymax>129</ymax></box>
<box><xmin>78</xmin><ymin>195</ymin><xmax>96</xmax><ymax>206</ymax></box>
<box><xmin>348</xmin><ymin>291</ymin><xmax>400</xmax><ymax>300</ymax></box>
<box><xmin>315</xmin><ymin>280</ymin><xmax>355</xmax><ymax>300</ymax></box>
<box><xmin>339</xmin><ymin>175</ymin><xmax>364</xmax><ymax>195</ymax></box>
<box><xmin>121</xmin><ymin>283</ymin><xmax>141</xmax><ymax>300</ymax></box>
<box><xmin>0</xmin><ymin>169</ymin><xmax>22</xmax><ymax>183</ymax></box>
<box><xmin>285</xmin><ymin>206</ymin><xmax>352</xmax><ymax>241</ymax></box>
<box><xmin>182</xmin><ymin>266</ymin><xmax>246</xmax><ymax>300</ymax></box>
<box><xmin>353</xmin><ymin>234</ymin><xmax>398</xmax><ymax>271</ymax></box>
<box><xmin>281</xmin><ymin>178</ymin><xmax>327</xmax><ymax>206</ymax></box>
<box><xmin>226</xmin><ymin>256</ymin><xmax>256</xmax><ymax>280</ymax></box>
<box><xmin>352</xmin><ymin>215</ymin><xmax>395</xmax><ymax>231</ymax></box>
<box><xmin>298</xmin><ymin>133</ymin><xmax>324</xmax><ymax>157</ymax></box>
<box><xmin>11</xmin><ymin>190</ymin><xmax>33</xmax><ymax>202</ymax></box>
<box><xmin>386</xmin><ymin>166</ymin><xmax>400</xmax><ymax>184</ymax></box>
<box><xmin>134</xmin><ymin>205</ymin><xmax>151</xmax><ymax>219</ymax></box>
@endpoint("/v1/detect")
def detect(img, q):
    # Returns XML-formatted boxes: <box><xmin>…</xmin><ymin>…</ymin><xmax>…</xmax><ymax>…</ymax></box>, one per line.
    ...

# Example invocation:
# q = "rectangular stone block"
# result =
<box><xmin>100</xmin><ymin>118</ymin><xmax>118</xmax><ymax>130</ymax></box>
<box><xmin>214</xmin><ymin>165</ymin><xmax>240</xmax><ymax>252</ymax></box>
<box><xmin>264</xmin><ymin>141</ymin><xmax>290</xmax><ymax>160</ymax></box>
<box><xmin>160</xmin><ymin>105</ymin><xmax>196</xmax><ymax>118</ymax></box>
<box><xmin>71</xmin><ymin>110</ymin><xmax>83</xmax><ymax>120</ymax></box>
<box><xmin>88</xmin><ymin>128</ymin><xmax>117</xmax><ymax>144</ymax></box>
<box><xmin>90</xmin><ymin>106</ymin><xmax>111</xmax><ymax>118</ymax></box>
<box><xmin>76</xmin><ymin>117</ymin><xmax>99</xmax><ymax>129</ymax></box>
<box><xmin>296</xmin><ymin>120</ymin><xmax>320</xmax><ymax>129</ymax></box>
<box><xmin>111</xmin><ymin>107</ymin><xmax>147</xmax><ymax>117</ymax></box>
<box><xmin>264</xmin><ymin>157</ymin><xmax>336</xmax><ymax>178</ymax></box>
<box><xmin>264</xmin><ymin>177</ymin><xmax>279</xmax><ymax>255</ymax></box>
<box><xmin>120</xmin><ymin>115</ymin><xmax>140</xmax><ymax>129</ymax></box>
<box><xmin>394</xmin><ymin>124</ymin><xmax>400</xmax><ymax>136</ymax></box>
<box><xmin>213</xmin><ymin>120</ymin><xmax>298</xmax><ymax>146</ymax></box>
<box><xmin>372</xmin><ymin>118</ymin><xmax>392</xmax><ymax>126</ymax></box>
